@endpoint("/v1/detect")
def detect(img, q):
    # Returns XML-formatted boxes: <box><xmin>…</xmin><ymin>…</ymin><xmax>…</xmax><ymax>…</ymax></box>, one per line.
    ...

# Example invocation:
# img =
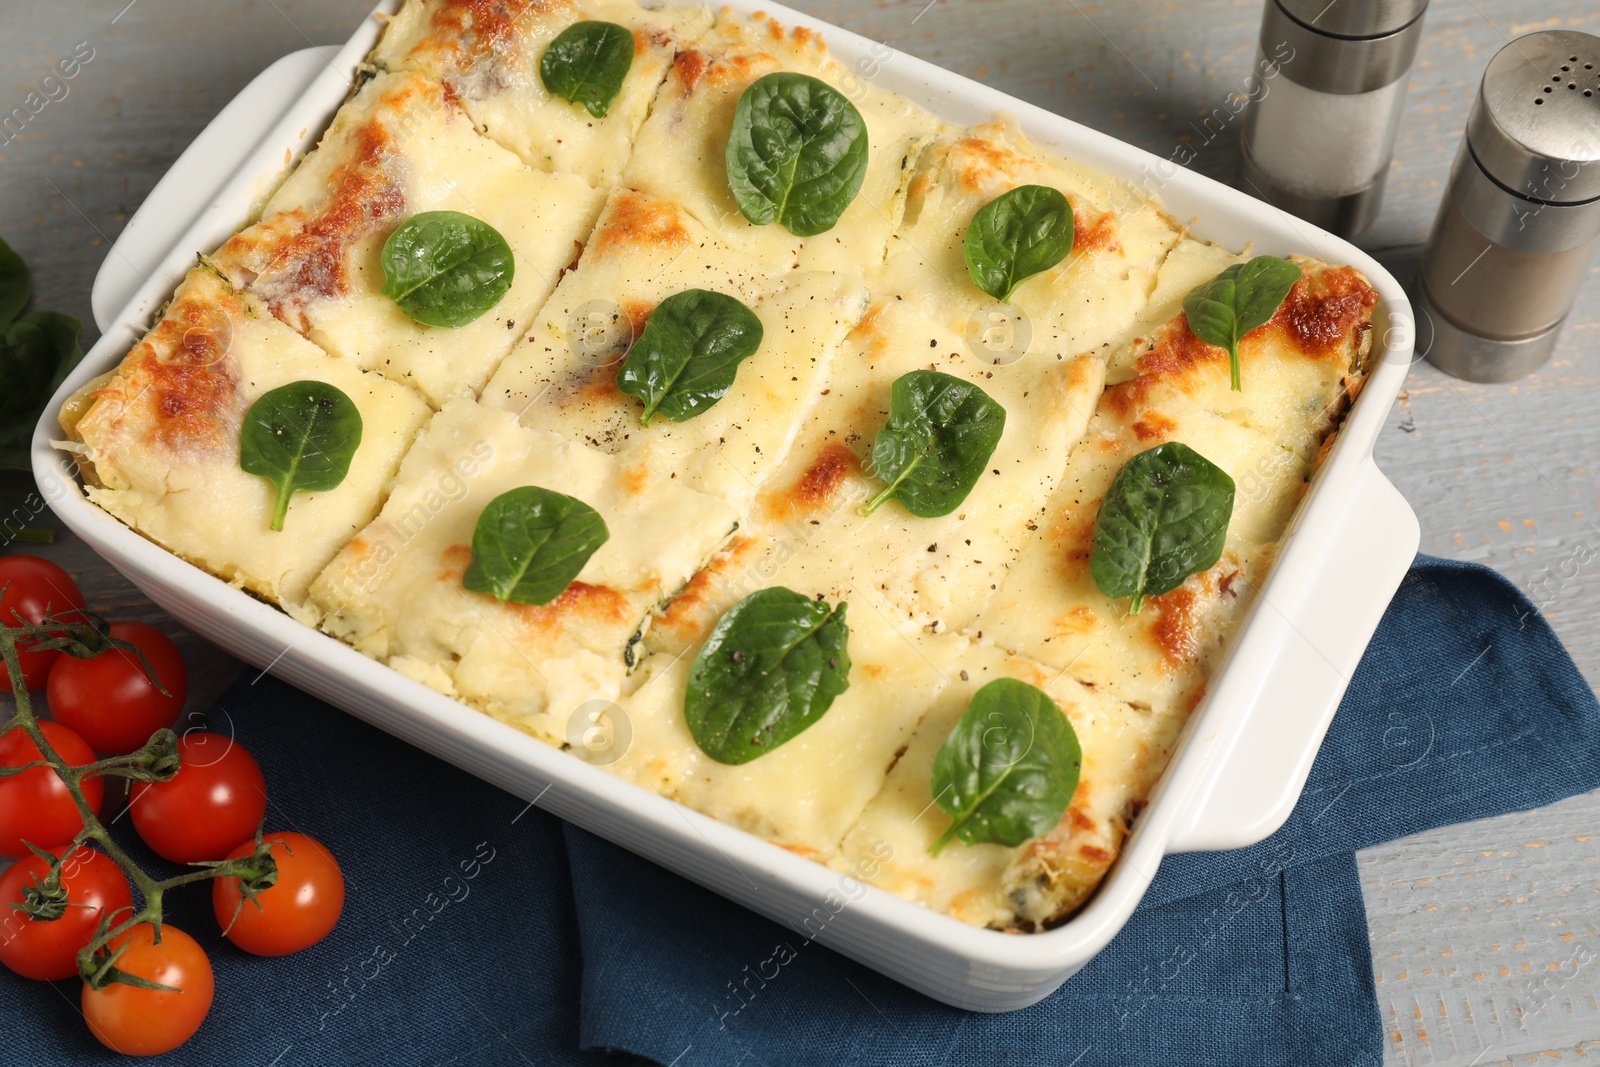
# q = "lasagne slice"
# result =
<box><xmin>608</xmin><ymin>551</ymin><xmax>956</xmax><ymax>858</ymax></box>
<box><xmin>481</xmin><ymin>189</ymin><xmax>863</xmax><ymax>512</ymax></box>
<box><xmin>308</xmin><ymin>397</ymin><xmax>738</xmax><ymax>741</ymax></box>
<box><xmin>57</xmin><ymin>268</ymin><xmax>431</xmax><ymax>611</ymax></box>
<box><xmin>212</xmin><ymin>70</ymin><xmax>603</xmax><ymax>407</ymax></box>
<box><xmin>888</xmin><ymin>117</ymin><xmax>1182</xmax><ymax>364</ymax></box>
<box><xmin>1109</xmin><ymin>244</ymin><xmax>1379</xmax><ymax>459</ymax></box>
<box><xmin>622</xmin><ymin>8</ymin><xmax>942</xmax><ymax>268</ymax></box>
<box><xmin>371</xmin><ymin>0</ymin><xmax>711</xmax><ymax>188</ymax></box>
<box><xmin>975</xmin><ymin>257</ymin><xmax>1378</xmax><ymax>718</ymax></box>
<box><xmin>834</xmin><ymin>638</ymin><xmax>1184</xmax><ymax>930</ymax></box>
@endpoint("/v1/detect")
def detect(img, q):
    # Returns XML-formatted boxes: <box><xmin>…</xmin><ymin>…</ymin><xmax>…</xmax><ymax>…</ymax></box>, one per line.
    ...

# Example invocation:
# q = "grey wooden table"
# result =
<box><xmin>3</xmin><ymin>1</ymin><xmax>1598</xmax><ymax>1063</ymax></box>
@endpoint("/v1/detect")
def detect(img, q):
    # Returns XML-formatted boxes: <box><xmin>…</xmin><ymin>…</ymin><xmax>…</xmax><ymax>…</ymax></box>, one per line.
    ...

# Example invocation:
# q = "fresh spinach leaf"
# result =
<box><xmin>462</xmin><ymin>486</ymin><xmax>609</xmax><ymax>606</ymax></box>
<box><xmin>0</xmin><ymin>236</ymin><xmax>85</xmax><ymax>472</ymax></box>
<box><xmin>0</xmin><ymin>235</ymin><xmax>28</xmax><ymax>328</ymax></box>
<box><xmin>685</xmin><ymin>587</ymin><xmax>851</xmax><ymax>765</ymax></box>
<box><xmin>381</xmin><ymin>210</ymin><xmax>515</xmax><ymax>328</ymax></box>
<box><xmin>725</xmin><ymin>72</ymin><xmax>869</xmax><ymax>237</ymax></box>
<box><xmin>1181</xmin><ymin>255</ymin><xmax>1301</xmax><ymax>391</ymax></box>
<box><xmin>1089</xmin><ymin>441</ymin><xmax>1235</xmax><ymax>615</ymax></box>
<box><xmin>616</xmin><ymin>288</ymin><xmax>763</xmax><ymax>425</ymax></box>
<box><xmin>929</xmin><ymin>678</ymin><xmax>1082</xmax><ymax>855</ymax></box>
<box><xmin>239</xmin><ymin>380</ymin><xmax>363</xmax><ymax>531</ymax></box>
<box><xmin>539</xmin><ymin>20</ymin><xmax>635</xmax><ymax>119</ymax></box>
<box><xmin>0</xmin><ymin>311</ymin><xmax>84</xmax><ymax>472</ymax></box>
<box><xmin>963</xmin><ymin>184</ymin><xmax>1074</xmax><ymax>302</ymax></box>
<box><xmin>861</xmin><ymin>369</ymin><xmax>1006</xmax><ymax>518</ymax></box>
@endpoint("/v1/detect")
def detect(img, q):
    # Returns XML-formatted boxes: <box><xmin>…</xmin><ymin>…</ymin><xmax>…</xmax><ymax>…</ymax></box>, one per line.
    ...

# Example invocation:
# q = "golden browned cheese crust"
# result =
<box><xmin>62</xmin><ymin>268</ymin><xmax>431</xmax><ymax>610</ymax></box>
<box><xmin>371</xmin><ymin>0</ymin><xmax>710</xmax><ymax>186</ymax></box>
<box><xmin>212</xmin><ymin>70</ymin><xmax>602</xmax><ymax>407</ymax></box>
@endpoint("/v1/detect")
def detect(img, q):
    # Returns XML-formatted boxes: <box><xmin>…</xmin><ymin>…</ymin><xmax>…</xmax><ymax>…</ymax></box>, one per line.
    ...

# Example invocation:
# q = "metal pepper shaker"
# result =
<box><xmin>1416</xmin><ymin>30</ymin><xmax>1600</xmax><ymax>383</ymax></box>
<box><xmin>1239</xmin><ymin>0</ymin><xmax>1430</xmax><ymax>236</ymax></box>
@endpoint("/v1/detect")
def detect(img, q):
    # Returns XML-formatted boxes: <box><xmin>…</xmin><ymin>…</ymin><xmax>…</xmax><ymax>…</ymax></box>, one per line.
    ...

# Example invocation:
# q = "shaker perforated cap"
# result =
<box><xmin>1466</xmin><ymin>29</ymin><xmax>1600</xmax><ymax>204</ymax></box>
<box><xmin>1274</xmin><ymin>0</ymin><xmax>1428</xmax><ymax>38</ymax></box>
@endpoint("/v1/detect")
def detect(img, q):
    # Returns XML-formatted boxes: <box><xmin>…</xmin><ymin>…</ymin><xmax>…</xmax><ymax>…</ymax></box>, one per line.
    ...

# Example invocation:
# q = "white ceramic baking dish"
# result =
<box><xmin>34</xmin><ymin>0</ymin><xmax>1420</xmax><ymax>1011</ymax></box>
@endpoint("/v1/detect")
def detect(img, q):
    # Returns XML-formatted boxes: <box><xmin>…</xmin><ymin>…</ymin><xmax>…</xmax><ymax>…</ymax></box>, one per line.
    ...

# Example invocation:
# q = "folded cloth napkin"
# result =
<box><xmin>4</xmin><ymin>556</ymin><xmax>1598</xmax><ymax>1066</ymax></box>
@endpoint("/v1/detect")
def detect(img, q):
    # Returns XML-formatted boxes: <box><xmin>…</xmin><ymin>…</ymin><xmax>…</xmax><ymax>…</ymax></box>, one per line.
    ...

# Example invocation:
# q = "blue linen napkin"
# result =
<box><xmin>3</xmin><ymin>556</ymin><xmax>1598</xmax><ymax>1066</ymax></box>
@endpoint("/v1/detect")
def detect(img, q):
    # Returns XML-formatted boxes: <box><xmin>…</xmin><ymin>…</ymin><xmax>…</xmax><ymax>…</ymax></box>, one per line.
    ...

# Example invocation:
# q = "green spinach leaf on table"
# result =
<box><xmin>0</xmin><ymin>236</ymin><xmax>85</xmax><ymax>472</ymax></box>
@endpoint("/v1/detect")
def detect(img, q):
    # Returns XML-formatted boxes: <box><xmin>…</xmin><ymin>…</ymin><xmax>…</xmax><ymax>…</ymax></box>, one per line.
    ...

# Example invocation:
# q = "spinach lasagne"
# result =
<box><xmin>60</xmin><ymin>0</ymin><xmax>1377</xmax><ymax>931</ymax></box>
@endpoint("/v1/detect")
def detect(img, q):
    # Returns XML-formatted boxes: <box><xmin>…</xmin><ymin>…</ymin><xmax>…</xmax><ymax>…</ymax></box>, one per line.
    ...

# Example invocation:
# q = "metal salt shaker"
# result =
<box><xmin>1416</xmin><ymin>29</ymin><xmax>1600</xmax><ymax>382</ymax></box>
<box><xmin>1239</xmin><ymin>0</ymin><xmax>1430</xmax><ymax>236</ymax></box>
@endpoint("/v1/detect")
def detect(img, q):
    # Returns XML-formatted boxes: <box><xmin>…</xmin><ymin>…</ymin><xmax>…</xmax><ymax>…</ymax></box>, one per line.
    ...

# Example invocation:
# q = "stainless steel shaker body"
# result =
<box><xmin>1418</xmin><ymin>30</ymin><xmax>1600</xmax><ymax>382</ymax></box>
<box><xmin>1240</xmin><ymin>0</ymin><xmax>1429</xmax><ymax>235</ymax></box>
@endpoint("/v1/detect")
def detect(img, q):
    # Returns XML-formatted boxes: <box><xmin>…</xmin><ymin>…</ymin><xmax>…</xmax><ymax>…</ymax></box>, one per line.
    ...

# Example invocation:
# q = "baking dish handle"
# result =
<box><xmin>91</xmin><ymin>47</ymin><xmax>329</xmax><ymax>332</ymax></box>
<box><xmin>1166</xmin><ymin>460</ymin><xmax>1420</xmax><ymax>853</ymax></box>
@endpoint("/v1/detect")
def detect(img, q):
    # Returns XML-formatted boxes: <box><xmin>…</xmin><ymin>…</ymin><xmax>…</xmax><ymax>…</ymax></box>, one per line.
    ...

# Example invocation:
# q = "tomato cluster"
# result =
<box><xmin>0</xmin><ymin>556</ymin><xmax>345</xmax><ymax>1056</ymax></box>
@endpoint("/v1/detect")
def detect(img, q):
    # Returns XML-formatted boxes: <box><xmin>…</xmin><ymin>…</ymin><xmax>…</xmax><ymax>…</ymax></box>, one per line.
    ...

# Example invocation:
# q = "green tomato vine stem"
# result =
<box><xmin>0</xmin><ymin>609</ymin><xmax>275</xmax><ymax>990</ymax></box>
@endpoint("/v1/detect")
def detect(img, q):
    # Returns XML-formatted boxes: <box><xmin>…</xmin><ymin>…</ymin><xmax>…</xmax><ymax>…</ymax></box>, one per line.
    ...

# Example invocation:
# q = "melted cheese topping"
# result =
<box><xmin>724</xmin><ymin>308</ymin><xmax>1104</xmax><ymax>637</ymax></box>
<box><xmin>63</xmin><ymin>268</ymin><xmax>430</xmax><ymax>610</ymax></box>
<box><xmin>1110</xmin><ymin>244</ymin><xmax>1377</xmax><ymax>456</ymax></box>
<box><xmin>373</xmin><ymin>0</ymin><xmax>711</xmax><ymax>187</ymax></box>
<box><xmin>621</xmin><ymin>11</ymin><xmax>818</xmax><ymax>265</ymax></box>
<box><xmin>213</xmin><ymin>71</ymin><xmax>604</xmax><ymax>407</ymax></box>
<box><xmin>1105</xmin><ymin>238</ymin><xmax>1243</xmax><ymax>382</ymax></box>
<box><xmin>489</xmin><ymin>271</ymin><xmax>866</xmax><ymax>512</ymax></box>
<box><xmin>308</xmin><ymin>397</ymin><xmax>738</xmax><ymax>742</ymax></box>
<box><xmin>479</xmin><ymin>188</ymin><xmax>865</xmax><ymax>512</ymax></box>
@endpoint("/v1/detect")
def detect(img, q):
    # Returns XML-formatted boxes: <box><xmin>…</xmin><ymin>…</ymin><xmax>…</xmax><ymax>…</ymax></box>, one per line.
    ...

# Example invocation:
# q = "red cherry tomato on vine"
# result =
<box><xmin>213</xmin><ymin>831</ymin><xmax>344</xmax><ymax>956</ymax></box>
<box><xmin>48</xmin><ymin>621</ymin><xmax>189</xmax><ymax>755</ymax></box>
<box><xmin>81</xmin><ymin>923</ymin><xmax>213</xmax><ymax>1056</ymax></box>
<box><xmin>0</xmin><ymin>845</ymin><xmax>133</xmax><ymax>980</ymax></box>
<box><xmin>0</xmin><ymin>555</ymin><xmax>87</xmax><ymax>692</ymax></box>
<box><xmin>0</xmin><ymin>721</ymin><xmax>104</xmax><ymax>857</ymax></box>
<box><xmin>129</xmin><ymin>732</ymin><xmax>266</xmax><ymax>863</ymax></box>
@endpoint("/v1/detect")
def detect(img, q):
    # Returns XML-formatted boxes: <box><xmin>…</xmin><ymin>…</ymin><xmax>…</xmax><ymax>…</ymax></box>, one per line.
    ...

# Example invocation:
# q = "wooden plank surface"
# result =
<box><xmin>2</xmin><ymin>1</ymin><xmax>1597</xmax><ymax>1062</ymax></box>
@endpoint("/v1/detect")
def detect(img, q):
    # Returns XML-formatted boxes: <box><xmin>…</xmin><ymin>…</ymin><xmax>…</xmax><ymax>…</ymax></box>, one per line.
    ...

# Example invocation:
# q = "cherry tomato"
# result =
<box><xmin>0</xmin><ymin>845</ymin><xmax>133</xmax><ymax>980</ymax></box>
<box><xmin>213</xmin><ymin>831</ymin><xmax>344</xmax><ymax>956</ymax></box>
<box><xmin>48</xmin><ymin>621</ymin><xmax>189</xmax><ymax>755</ymax></box>
<box><xmin>0</xmin><ymin>721</ymin><xmax>104</xmax><ymax>857</ymax></box>
<box><xmin>81</xmin><ymin>923</ymin><xmax>213</xmax><ymax>1056</ymax></box>
<box><xmin>0</xmin><ymin>555</ymin><xmax>87</xmax><ymax>692</ymax></box>
<box><xmin>129</xmin><ymin>732</ymin><xmax>266</xmax><ymax>863</ymax></box>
